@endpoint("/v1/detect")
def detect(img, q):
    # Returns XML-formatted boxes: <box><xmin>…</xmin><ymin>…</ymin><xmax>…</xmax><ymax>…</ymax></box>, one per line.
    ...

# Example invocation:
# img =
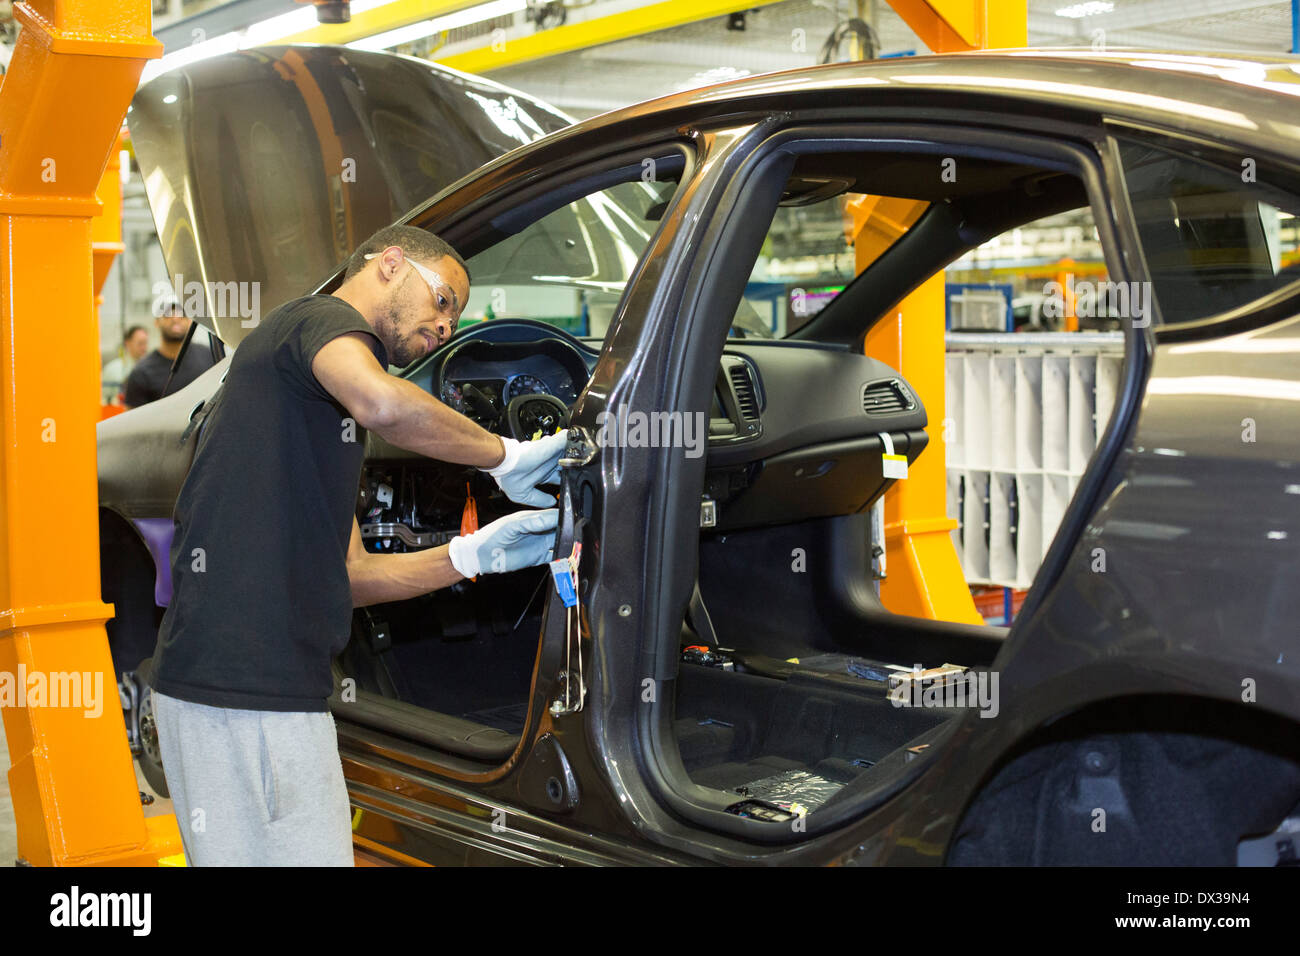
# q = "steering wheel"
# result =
<box><xmin>506</xmin><ymin>393</ymin><xmax>569</xmax><ymax>441</ymax></box>
<box><xmin>427</xmin><ymin>321</ymin><xmax>592</xmax><ymax>440</ymax></box>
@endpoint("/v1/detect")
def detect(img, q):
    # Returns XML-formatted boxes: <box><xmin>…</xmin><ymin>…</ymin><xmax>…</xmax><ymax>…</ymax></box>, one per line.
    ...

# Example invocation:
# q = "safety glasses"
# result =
<box><xmin>364</xmin><ymin>250</ymin><xmax>462</xmax><ymax>328</ymax></box>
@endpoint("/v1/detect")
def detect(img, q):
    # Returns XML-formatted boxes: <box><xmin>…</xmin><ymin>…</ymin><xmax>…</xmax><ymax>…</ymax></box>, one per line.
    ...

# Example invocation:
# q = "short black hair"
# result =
<box><xmin>344</xmin><ymin>225</ymin><xmax>470</xmax><ymax>284</ymax></box>
<box><xmin>124</xmin><ymin>324</ymin><xmax>147</xmax><ymax>341</ymax></box>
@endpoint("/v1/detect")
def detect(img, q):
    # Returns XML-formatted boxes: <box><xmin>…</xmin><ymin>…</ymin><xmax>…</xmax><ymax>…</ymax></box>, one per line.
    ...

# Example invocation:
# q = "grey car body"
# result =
<box><xmin>98</xmin><ymin>46</ymin><xmax>1300</xmax><ymax>865</ymax></box>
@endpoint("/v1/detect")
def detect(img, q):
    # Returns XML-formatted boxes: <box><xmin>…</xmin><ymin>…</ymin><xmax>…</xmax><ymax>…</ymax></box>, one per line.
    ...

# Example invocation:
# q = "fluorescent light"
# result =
<box><xmin>239</xmin><ymin>6</ymin><xmax>317</xmax><ymax>45</ymax></box>
<box><xmin>347</xmin><ymin>0</ymin><xmax>528</xmax><ymax>52</ymax></box>
<box><xmin>141</xmin><ymin>0</ymin><xmax>403</xmax><ymax>83</ymax></box>
<box><xmin>1055</xmin><ymin>2</ymin><xmax>1114</xmax><ymax>17</ymax></box>
<box><xmin>142</xmin><ymin>32</ymin><xmax>241</xmax><ymax>83</ymax></box>
<box><xmin>241</xmin><ymin>0</ymin><xmax>402</xmax><ymax>44</ymax></box>
<box><xmin>240</xmin><ymin>0</ymin><xmax>399</xmax><ymax>42</ymax></box>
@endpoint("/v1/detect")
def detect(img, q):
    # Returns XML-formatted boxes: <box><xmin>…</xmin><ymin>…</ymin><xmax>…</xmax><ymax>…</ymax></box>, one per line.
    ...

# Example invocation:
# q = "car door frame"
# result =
<box><xmin>561</xmin><ymin>111</ymin><xmax>1159</xmax><ymax>862</ymax></box>
<box><xmin>327</xmin><ymin>130</ymin><xmax>718</xmax><ymax>864</ymax></box>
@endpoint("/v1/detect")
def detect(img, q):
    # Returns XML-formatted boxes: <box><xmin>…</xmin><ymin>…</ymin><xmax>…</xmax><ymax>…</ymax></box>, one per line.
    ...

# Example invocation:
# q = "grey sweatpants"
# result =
<box><xmin>152</xmin><ymin>691</ymin><xmax>354</xmax><ymax>866</ymax></box>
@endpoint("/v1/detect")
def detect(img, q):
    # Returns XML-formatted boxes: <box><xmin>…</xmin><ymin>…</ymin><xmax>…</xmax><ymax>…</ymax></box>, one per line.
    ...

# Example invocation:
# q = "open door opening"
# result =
<box><xmin>642</xmin><ymin>134</ymin><xmax>1137</xmax><ymax>842</ymax></box>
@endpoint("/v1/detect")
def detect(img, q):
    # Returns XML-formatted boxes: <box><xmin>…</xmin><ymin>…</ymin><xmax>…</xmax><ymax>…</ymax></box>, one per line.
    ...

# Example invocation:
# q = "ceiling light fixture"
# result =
<box><xmin>141</xmin><ymin>0</ymin><xmax>401</xmax><ymax>83</ymax></box>
<box><xmin>347</xmin><ymin>0</ymin><xmax>529</xmax><ymax>52</ymax></box>
<box><xmin>1054</xmin><ymin>2</ymin><xmax>1114</xmax><ymax>18</ymax></box>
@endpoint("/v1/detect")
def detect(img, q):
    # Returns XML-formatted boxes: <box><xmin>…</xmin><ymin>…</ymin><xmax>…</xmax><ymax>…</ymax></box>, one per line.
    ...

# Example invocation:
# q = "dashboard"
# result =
<box><xmin>375</xmin><ymin>319</ymin><xmax>931</xmax><ymax>530</ymax></box>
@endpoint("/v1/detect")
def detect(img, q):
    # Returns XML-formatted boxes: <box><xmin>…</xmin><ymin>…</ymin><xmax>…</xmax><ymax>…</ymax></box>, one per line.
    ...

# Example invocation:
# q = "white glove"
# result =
<box><xmin>485</xmin><ymin>431</ymin><xmax>567</xmax><ymax>507</ymax></box>
<box><xmin>447</xmin><ymin>509</ymin><xmax>558</xmax><ymax>578</ymax></box>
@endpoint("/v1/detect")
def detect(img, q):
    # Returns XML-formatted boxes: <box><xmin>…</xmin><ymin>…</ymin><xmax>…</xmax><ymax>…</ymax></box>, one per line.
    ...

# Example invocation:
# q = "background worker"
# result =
<box><xmin>101</xmin><ymin>324</ymin><xmax>149</xmax><ymax>405</ymax></box>
<box><xmin>148</xmin><ymin>225</ymin><xmax>566</xmax><ymax>866</ymax></box>
<box><xmin>123</xmin><ymin>302</ymin><xmax>214</xmax><ymax>408</ymax></box>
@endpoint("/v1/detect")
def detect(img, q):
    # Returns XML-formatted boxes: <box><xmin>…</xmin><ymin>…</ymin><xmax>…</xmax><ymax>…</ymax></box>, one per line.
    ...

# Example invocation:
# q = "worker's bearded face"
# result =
<box><xmin>157</xmin><ymin>310</ymin><xmax>191</xmax><ymax>344</ymax></box>
<box><xmin>375</xmin><ymin>271</ymin><xmax>435</xmax><ymax>368</ymax></box>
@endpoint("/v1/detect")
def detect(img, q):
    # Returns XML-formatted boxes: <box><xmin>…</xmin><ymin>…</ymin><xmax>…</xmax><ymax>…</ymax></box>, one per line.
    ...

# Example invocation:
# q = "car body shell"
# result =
<box><xmin>100</xmin><ymin>47</ymin><xmax>1300</xmax><ymax>865</ymax></box>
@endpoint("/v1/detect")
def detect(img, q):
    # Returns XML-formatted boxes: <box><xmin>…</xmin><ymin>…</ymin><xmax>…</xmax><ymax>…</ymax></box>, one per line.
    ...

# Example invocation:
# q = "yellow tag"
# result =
<box><xmin>882</xmin><ymin>453</ymin><xmax>908</xmax><ymax>480</ymax></box>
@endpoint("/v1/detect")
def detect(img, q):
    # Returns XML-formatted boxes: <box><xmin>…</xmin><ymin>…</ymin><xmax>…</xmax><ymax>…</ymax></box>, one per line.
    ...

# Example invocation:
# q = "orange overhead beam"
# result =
<box><xmin>0</xmin><ymin>0</ymin><xmax>177</xmax><ymax>865</ymax></box>
<box><xmin>889</xmin><ymin>0</ymin><xmax>1028</xmax><ymax>52</ymax></box>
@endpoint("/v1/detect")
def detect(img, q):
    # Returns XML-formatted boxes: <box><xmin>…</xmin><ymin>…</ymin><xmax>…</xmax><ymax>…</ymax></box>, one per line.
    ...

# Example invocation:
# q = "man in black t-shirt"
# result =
<box><xmin>123</xmin><ymin>304</ymin><xmax>214</xmax><ymax>408</ymax></box>
<box><xmin>148</xmin><ymin>225</ymin><xmax>566</xmax><ymax>866</ymax></box>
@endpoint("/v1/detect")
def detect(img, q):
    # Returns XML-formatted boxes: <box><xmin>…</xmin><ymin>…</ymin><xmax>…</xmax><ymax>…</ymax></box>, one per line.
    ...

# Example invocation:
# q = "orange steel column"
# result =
<box><xmin>0</xmin><ymin>0</ymin><xmax>177</xmax><ymax>865</ymax></box>
<box><xmin>92</xmin><ymin>128</ymin><xmax>127</xmax><ymax>318</ymax></box>
<box><xmin>849</xmin><ymin>197</ymin><xmax>982</xmax><ymax>624</ymax></box>
<box><xmin>863</xmin><ymin>276</ymin><xmax>982</xmax><ymax>624</ymax></box>
<box><xmin>94</xmin><ymin>129</ymin><xmax>126</xmax><ymax>416</ymax></box>
<box><xmin>1054</xmin><ymin>259</ymin><xmax>1079</xmax><ymax>332</ymax></box>
<box><xmin>844</xmin><ymin>0</ymin><xmax>1025</xmax><ymax>624</ymax></box>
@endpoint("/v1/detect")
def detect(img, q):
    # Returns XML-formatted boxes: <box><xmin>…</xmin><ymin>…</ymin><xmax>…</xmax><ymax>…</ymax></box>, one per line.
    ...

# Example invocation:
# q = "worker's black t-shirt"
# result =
<box><xmin>123</xmin><ymin>345</ymin><xmax>213</xmax><ymax>407</ymax></box>
<box><xmin>148</xmin><ymin>295</ymin><xmax>388</xmax><ymax>711</ymax></box>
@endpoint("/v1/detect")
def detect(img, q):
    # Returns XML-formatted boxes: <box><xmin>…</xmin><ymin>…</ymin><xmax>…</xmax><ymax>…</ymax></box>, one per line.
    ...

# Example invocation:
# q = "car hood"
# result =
<box><xmin>129</xmin><ymin>45</ymin><xmax>571</xmax><ymax>346</ymax></box>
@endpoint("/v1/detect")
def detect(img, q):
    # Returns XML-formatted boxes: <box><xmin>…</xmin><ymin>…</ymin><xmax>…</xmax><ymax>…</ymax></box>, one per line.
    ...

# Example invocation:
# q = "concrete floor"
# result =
<box><xmin>0</xmin><ymin>729</ymin><xmax>14</xmax><ymax>865</ymax></box>
<box><xmin>1</xmin><ymin>728</ymin><xmax>389</xmax><ymax>865</ymax></box>
<box><xmin>1</xmin><ymin>725</ymin><xmax>172</xmax><ymax>865</ymax></box>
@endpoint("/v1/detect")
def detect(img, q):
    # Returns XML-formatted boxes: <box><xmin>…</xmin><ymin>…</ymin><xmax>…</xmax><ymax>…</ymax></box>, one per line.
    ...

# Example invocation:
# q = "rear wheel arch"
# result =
<box><xmin>946</xmin><ymin>694</ymin><xmax>1300</xmax><ymax>865</ymax></box>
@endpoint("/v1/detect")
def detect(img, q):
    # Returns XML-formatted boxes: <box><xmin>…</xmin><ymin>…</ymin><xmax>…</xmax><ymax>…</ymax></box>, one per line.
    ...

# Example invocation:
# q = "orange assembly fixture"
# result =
<box><xmin>862</xmin><ymin>271</ymin><xmax>983</xmax><ymax>625</ymax></box>
<box><xmin>849</xmin><ymin>1</ymin><xmax>1026</xmax><ymax>624</ymax></box>
<box><xmin>0</xmin><ymin>0</ymin><xmax>176</xmax><ymax>864</ymax></box>
<box><xmin>850</xmin><ymin>195</ymin><xmax>981</xmax><ymax>625</ymax></box>
<box><xmin>890</xmin><ymin>0</ymin><xmax>1027</xmax><ymax>52</ymax></box>
<box><xmin>95</xmin><ymin>126</ymin><xmax>128</xmax><ymax>419</ymax></box>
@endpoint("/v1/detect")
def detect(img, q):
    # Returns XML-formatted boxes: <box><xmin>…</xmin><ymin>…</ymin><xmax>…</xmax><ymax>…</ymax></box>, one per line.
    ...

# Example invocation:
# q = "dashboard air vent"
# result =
<box><xmin>862</xmin><ymin>380</ymin><xmax>913</xmax><ymax>415</ymax></box>
<box><xmin>728</xmin><ymin>364</ymin><xmax>760</xmax><ymax>421</ymax></box>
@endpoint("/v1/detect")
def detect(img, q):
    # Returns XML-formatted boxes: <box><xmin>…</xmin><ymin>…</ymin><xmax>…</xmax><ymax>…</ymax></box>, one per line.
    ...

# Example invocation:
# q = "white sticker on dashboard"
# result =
<box><xmin>880</xmin><ymin>432</ymin><xmax>908</xmax><ymax>480</ymax></box>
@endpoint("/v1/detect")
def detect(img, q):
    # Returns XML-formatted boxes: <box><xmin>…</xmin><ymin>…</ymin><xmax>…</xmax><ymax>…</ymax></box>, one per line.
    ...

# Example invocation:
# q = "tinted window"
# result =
<box><xmin>1117</xmin><ymin>140</ymin><xmax>1300</xmax><ymax>323</ymax></box>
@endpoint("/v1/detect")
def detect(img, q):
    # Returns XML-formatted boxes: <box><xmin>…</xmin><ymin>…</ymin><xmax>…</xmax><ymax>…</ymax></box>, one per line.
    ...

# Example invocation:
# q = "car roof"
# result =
<box><xmin>469</xmin><ymin>50</ymin><xmax>1300</xmax><ymax>181</ymax></box>
<box><xmin>604</xmin><ymin>48</ymin><xmax>1300</xmax><ymax>126</ymax></box>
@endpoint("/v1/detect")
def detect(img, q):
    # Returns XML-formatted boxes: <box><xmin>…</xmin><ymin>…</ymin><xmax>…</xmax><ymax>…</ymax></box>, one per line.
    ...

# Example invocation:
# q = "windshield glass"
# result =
<box><xmin>462</xmin><ymin>176</ymin><xmax>679</xmax><ymax>339</ymax></box>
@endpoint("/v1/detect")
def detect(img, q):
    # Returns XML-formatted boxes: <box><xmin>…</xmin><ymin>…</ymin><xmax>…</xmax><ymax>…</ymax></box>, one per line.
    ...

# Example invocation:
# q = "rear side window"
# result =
<box><xmin>1116</xmin><ymin>139</ymin><xmax>1300</xmax><ymax>324</ymax></box>
<box><xmin>734</xmin><ymin>192</ymin><xmax>926</xmax><ymax>338</ymax></box>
